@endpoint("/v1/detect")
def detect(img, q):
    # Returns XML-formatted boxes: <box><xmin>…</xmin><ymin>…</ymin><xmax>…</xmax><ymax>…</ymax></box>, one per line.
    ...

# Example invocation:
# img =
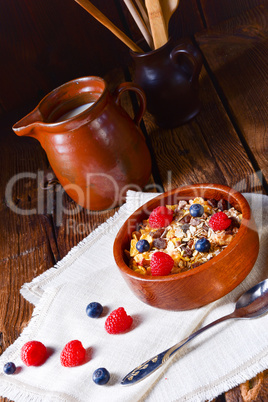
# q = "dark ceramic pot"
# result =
<box><xmin>130</xmin><ymin>38</ymin><xmax>203</xmax><ymax>128</ymax></box>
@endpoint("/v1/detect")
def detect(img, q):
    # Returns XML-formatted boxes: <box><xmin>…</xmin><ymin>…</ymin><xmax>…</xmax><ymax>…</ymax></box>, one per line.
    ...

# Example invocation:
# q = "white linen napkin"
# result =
<box><xmin>0</xmin><ymin>191</ymin><xmax>267</xmax><ymax>402</ymax></box>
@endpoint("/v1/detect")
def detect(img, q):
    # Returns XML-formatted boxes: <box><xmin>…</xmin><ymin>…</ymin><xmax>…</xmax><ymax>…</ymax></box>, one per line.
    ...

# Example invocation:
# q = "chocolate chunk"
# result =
<box><xmin>136</xmin><ymin>222</ymin><xmax>146</xmax><ymax>231</ymax></box>
<box><xmin>181</xmin><ymin>246</ymin><xmax>193</xmax><ymax>257</ymax></box>
<box><xmin>207</xmin><ymin>198</ymin><xmax>218</xmax><ymax>208</ymax></box>
<box><xmin>174</xmin><ymin>210</ymin><xmax>184</xmax><ymax>219</ymax></box>
<box><xmin>181</xmin><ymin>224</ymin><xmax>190</xmax><ymax>233</ymax></box>
<box><xmin>149</xmin><ymin>228</ymin><xmax>165</xmax><ymax>238</ymax></box>
<box><xmin>180</xmin><ymin>214</ymin><xmax>191</xmax><ymax>223</ymax></box>
<box><xmin>152</xmin><ymin>238</ymin><xmax>167</xmax><ymax>249</ymax></box>
<box><xmin>224</xmin><ymin>229</ymin><xmax>233</xmax><ymax>235</ymax></box>
<box><xmin>187</xmin><ymin>239</ymin><xmax>194</xmax><ymax>248</ymax></box>
<box><xmin>224</xmin><ymin>217</ymin><xmax>240</xmax><ymax>233</ymax></box>
<box><xmin>202</xmin><ymin>225</ymin><xmax>209</xmax><ymax>232</ymax></box>
<box><xmin>229</xmin><ymin>216</ymin><xmax>240</xmax><ymax>228</ymax></box>
<box><xmin>217</xmin><ymin>198</ymin><xmax>227</xmax><ymax>211</ymax></box>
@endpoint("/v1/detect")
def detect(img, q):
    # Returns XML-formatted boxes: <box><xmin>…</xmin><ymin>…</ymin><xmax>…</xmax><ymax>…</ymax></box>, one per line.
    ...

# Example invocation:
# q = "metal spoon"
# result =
<box><xmin>121</xmin><ymin>279</ymin><xmax>268</xmax><ymax>385</ymax></box>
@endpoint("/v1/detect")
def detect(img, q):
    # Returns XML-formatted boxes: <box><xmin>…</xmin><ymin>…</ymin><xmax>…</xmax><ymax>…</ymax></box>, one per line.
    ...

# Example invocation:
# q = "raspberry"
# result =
<box><xmin>150</xmin><ymin>251</ymin><xmax>174</xmax><ymax>276</ymax></box>
<box><xmin>60</xmin><ymin>340</ymin><xmax>86</xmax><ymax>367</ymax></box>
<box><xmin>21</xmin><ymin>341</ymin><xmax>47</xmax><ymax>366</ymax></box>
<box><xmin>149</xmin><ymin>206</ymin><xmax>173</xmax><ymax>228</ymax></box>
<box><xmin>105</xmin><ymin>307</ymin><xmax>133</xmax><ymax>334</ymax></box>
<box><xmin>209</xmin><ymin>211</ymin><xmax>231</xmax><ymax>231</ymax></box>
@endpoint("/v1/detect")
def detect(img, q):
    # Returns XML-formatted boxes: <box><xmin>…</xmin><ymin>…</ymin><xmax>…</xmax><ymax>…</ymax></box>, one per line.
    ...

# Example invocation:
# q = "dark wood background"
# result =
<box><xmin>0</xmin><ymin>0</ymin><xmax>266</xmax><ymax>114</ymax></box>
<box><xmin>0</xmin><ymin>1</ymin><xmax>267</xmax><ymax>401</ymax></box>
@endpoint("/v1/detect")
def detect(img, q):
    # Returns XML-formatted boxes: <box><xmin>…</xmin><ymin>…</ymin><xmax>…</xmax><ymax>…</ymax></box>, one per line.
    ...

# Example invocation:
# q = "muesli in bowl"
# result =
<box><xmin>113</xmin><ymin>184</ymin><xmax>259</xmax><ymax>310</ymax></box>
<box><xmin>128</xmin><ymin>197</ymin><xmax>242</xmax><ymax>276</ymax></box>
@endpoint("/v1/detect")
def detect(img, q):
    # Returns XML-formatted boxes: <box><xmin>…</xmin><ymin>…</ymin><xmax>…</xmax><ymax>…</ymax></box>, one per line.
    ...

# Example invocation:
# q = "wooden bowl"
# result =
<box><xmin>113</xmin><ymin>184</ymin><xmax>259</xmax><ymax>310</ymax></box>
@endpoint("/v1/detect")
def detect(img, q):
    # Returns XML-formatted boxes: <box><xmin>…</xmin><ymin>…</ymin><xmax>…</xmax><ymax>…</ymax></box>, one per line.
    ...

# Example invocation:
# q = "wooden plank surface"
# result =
<box><xmin>0</xmin><ymin>0</ymin><xmax>131</xmax><ymax>113</ymax></box>
<box><xmin>195</xmin><ymin>4</ymin><xmax>268</xmax><ymax>191</ymax></box>
<box><xmin>200</xmin><ymin>0</ymin><xmax>268</xmax><ymax>27</ymax></box>
<box><xmin>140</xmin><ymin>64</ymin><xmax>263</xmax><ymax>193</ymax></box>
<box><xmin>0</xmin><ymin>3</ymin><xmax>267</xmax><ymax>402</ymax></box>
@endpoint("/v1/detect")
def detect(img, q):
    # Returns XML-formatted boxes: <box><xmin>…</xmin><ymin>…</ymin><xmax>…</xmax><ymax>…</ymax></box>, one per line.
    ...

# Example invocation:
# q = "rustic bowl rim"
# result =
<box><xmin>113</xmin><ymin>183</ymin><xmax>252</xmax><ymax>282</ymax></box>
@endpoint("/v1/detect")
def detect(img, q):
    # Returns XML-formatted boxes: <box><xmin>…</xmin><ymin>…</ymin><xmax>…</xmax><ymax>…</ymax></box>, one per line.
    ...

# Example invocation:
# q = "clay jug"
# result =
<box><xmin>130</xmin><ymin>38</ymin><xmax>203</xmax><ymax>128</ymax></box>
<box><xmin>13</xmin><ymin>76</ymin><xmax>152</xmax><ymax>211</ymax></box>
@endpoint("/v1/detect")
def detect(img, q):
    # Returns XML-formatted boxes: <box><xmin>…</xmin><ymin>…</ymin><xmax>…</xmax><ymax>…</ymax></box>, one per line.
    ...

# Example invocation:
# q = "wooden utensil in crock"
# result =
<box><xmin>113</xmin><ymin>184</ymin><xmax>259</xmax><ymax>311</ymax></box>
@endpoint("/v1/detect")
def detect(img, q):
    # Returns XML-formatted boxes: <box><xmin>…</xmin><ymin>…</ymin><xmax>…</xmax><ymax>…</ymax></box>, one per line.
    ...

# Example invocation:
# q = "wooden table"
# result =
<box><xmin>0</xmin><ymin>4</ymin><xmax>267</xmax><ymax>401</ymax></box>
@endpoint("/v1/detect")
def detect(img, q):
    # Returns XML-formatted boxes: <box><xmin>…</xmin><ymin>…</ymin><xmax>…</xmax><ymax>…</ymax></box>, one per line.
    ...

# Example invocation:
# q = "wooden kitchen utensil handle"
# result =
<box><xmin>145</xmin><ymin>0</ymin><xmax>168</xmax><ymax>49</ymax></box>
<box><xmin>74</xmin><ymin>0</ymin><xmax>142</xmax><ymax>52</ymax></box>
<box><xmin>123</xmin><ymin>0</ymin><xmax>153</xmax><ymax>48</ymax></box>
<box><xmin>135</xmin><ymin>0</ymin><xmax>151</xmax><ymax>31</ymax></box>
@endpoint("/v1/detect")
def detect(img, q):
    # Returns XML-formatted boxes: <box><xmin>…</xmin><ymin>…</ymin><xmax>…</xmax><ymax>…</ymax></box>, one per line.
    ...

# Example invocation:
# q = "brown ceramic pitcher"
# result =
<box><xmin>12</xmin><ymin>76</ymin><xmax>152</xmax><ymax>210</ymax></box>
<box><xmin>130</xmin><ymin>38</ymin><xmax>203</xmax><ymax>128</ymax></box>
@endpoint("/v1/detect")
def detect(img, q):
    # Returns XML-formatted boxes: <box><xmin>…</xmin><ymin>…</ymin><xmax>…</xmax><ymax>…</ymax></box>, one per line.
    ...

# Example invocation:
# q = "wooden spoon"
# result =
<box><xmin>160</xmin><ymin>0</ymin><xmax>180</xmax><ymax>34</ymax></box>
<box><xmin>145</xmin><ymin>0</ymin><xmax>168</xmax><ymax>49</ymax></box>
<box><xmin>74</xmin><ymin>0</ymin><xmax>142</xmax><ymax>52</ymax></box>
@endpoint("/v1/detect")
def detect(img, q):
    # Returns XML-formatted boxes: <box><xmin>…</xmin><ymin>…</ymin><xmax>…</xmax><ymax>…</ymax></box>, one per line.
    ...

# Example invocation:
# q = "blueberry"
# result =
<box><xmin>92</xmin><ymin>367</ymin><xmax>110</xmax><ymax>385</ymax></box>
<box><xmin>189</xmin><ymin>204</ymin><xmax>204</xmax><ymax>217</ymax></box>
<box><xmin>195</xmin><ymin>238</ymin><xmax>210</xmax><ymax>253</ymax></box>
<box><xmin>3</xmin><ymin>362</ymin><xmax>16</xmax><ymax>375</ymax></box>
<box><xmin>136</xmin><ymin>239</ymin><xmax>150</xmax><ymax>253</ymax></box>
<box><xmin>86</xmin><ymin>302</ymin><xmax>103</xmax><ymax>318</ymax></box>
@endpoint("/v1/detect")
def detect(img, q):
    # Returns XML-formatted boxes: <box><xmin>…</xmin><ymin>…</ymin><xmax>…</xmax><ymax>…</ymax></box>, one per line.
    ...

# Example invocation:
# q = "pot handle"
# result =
<box><xmin>170</xmin><ymin>43</ymin><xmax>202</xmax><ymax>82</ymax></box>
<box><xmin>113</xmin><ymin>82</ymin><xmax>146</xmax><ymax>126</ymax></box>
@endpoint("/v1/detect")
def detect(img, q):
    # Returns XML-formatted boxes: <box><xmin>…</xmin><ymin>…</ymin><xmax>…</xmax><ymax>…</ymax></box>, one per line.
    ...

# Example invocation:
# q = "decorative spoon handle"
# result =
<box><xmin>121</xmin><ymin>312</ymin><xmax>235</xmax><ymax>385</ymax></box>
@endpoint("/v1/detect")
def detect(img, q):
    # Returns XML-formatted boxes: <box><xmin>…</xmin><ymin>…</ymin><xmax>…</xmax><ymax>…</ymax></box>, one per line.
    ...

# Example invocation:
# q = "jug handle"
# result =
<box><xmin>170</xmin><ymin>43</ymin><xmax>202</xmax><ymax>82</ymax></box>
<box><xmin>113</xmin><ymin>82</ymin><xmax>146</xmax><ymax>126</ymax></box>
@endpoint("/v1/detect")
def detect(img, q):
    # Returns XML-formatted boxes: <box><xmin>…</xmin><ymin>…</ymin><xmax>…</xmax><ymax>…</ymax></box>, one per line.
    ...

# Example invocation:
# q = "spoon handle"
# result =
<box><xmin>121</xmin><ymin>311</ymin><xmax>236</xmax><ymax>385</ymax></box>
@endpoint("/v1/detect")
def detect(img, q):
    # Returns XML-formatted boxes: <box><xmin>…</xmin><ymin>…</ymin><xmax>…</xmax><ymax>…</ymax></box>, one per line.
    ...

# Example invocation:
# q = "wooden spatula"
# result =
<box><xmin>145</xmin><ymin>0</ymin><xmax>168</xmax><ymax>49</ymax></box>
<box><xmin>160</xmin><ymin>0</ymin><xmax>180</xmax><ymax>34</ymax></box>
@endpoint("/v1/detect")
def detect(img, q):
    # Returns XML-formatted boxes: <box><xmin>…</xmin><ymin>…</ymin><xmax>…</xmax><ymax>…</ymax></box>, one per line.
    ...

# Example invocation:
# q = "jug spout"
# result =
<box><xmin>12</xmin><ymin>107</ymin><xmax>43</xmax><ymax>138</ymax></box>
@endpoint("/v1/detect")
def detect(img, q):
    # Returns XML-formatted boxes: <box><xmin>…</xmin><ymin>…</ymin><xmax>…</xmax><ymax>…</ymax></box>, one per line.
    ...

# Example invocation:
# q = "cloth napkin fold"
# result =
<box><xmin>0</xmin><ymin>191</ymin><xmax>267</xmax><ymax>402</ymax></box>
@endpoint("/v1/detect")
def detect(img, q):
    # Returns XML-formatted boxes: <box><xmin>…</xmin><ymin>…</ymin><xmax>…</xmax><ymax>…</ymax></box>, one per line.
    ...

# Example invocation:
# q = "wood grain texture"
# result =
<box><xmin>140</xmin><ymin>65</ymin><xmax>263</xmax><ymax>193</ymax></box>
<box><xmin>73</xmin><ymin>0</ymin><xmax>142</xmax><ymax>52</ymax></box>
<box><xmin>0</xmin><ymin>1</ymin><xmax>267</xmax><ymax>401</ymax></box>
<box><xmin>225</xmin><ymin>370</ymin><xmax>268</xmax><ymax>401</ymax></box>
<box><xmin>195</xmin><ymin>5</ymin><xmax>268</xmax><ymax>189</ymax></box>
<box><xmin>0</xmin><ymin>0</ymin><xmax>131</xmax><ymax>112</ymax></box>
<box><xmin>0</xmin><ymin>117</ymin><xmax>56</xmax><ymax>356</ymax></box>
<box><xmin>201</xmin><ymin>0</ymin><xmax>268</xmax><ymax>27</ymax></box>
<box><xmin>168</xmin><ymin>0</ymin><xmax>204</xmax><ymax>39</ymax></box>
<box><xmin>145</xmin><ymin>0</ymin><xmax>168</xmax><ymax>49</ymax></box>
